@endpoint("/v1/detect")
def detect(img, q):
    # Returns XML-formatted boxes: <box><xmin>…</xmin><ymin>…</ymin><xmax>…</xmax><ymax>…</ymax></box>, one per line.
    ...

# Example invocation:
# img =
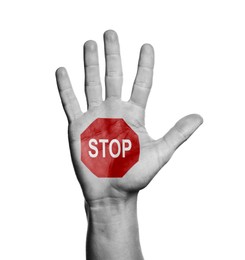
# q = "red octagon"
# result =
<box><xmin>80</xmin><ymin>118</ymin><xmax>140</xmax><ymax>178</ymax></box>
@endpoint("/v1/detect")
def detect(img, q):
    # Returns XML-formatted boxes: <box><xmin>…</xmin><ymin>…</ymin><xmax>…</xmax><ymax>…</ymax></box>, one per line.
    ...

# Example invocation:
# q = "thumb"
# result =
<box><xmin>156</xmin><ymin>114</ymin><xmax>203</xmax><ymax>166</ymax></box>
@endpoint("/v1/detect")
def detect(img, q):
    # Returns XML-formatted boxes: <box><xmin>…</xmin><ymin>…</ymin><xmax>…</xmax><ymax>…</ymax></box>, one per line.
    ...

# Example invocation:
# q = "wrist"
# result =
<box><xmin>86</xmin><ymin>193</ymin><xmax>138</xmax><ymax>224</ymax></box>
<box><xmin>85</xmin><ymin>193</ymin><xmax>144</xmax><ymax>260</ymax></box>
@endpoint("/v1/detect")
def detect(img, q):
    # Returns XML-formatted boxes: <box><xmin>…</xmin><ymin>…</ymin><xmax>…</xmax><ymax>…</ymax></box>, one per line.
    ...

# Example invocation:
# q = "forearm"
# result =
<box><xmin>85</xmin><ymin>194</ymin><xmax>144</xmax><ymax>260</ymax></box>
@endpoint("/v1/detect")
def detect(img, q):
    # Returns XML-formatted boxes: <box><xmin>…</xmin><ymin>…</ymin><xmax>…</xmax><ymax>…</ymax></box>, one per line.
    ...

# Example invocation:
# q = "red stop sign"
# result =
<box><xmin>80</xmin><ymin>118</ymin><xmax>140</xmax><ymax>178</ymax></box>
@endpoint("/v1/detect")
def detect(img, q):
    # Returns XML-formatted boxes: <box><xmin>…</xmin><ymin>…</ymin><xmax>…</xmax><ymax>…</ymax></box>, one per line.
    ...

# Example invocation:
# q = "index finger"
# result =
<box><xmin>129</xmin><ymin>44</ymin><xmax>154</xmax><ymax>108</ymax></box>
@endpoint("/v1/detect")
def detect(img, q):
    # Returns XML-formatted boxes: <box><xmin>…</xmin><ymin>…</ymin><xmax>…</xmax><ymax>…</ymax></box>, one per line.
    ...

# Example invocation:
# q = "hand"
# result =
<box><xmin>56</xmin><ymin>29</ymin><xmax>203</xmax><ymax>260</ymax></box>
<box><xmin>55</xmin><ymin>30</ymin><xmax>203</xmax><ymax>203</ymax></box>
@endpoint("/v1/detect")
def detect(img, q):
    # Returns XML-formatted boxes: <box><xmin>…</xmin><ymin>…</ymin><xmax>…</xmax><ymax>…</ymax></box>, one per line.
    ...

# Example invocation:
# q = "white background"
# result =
<box><xmin>0</xmin><ymin>0</ymin><xmax>245</xmax><ymax>259</ymax></box>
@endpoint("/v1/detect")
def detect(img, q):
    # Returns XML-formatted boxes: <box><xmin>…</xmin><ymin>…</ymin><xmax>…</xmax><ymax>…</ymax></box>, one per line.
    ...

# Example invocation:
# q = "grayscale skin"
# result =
<box><xmin>55</xmin><ymin>30</ymin><xmax>203</xmax><ymax>260</ymax></box>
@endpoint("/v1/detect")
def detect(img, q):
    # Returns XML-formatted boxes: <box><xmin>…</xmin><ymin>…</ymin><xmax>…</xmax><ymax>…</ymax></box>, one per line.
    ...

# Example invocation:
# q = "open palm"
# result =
<box><xmin>56</xmin><ymin>30</ymin><xmax>203</xmax><ymax>203</ymax></box>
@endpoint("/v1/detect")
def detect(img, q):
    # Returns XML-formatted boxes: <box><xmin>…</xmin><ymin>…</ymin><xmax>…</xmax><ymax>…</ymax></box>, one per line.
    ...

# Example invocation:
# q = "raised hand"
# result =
<box><xmin>56</xmin><ymin>30</ymin><xmax>203</xmax><ymax>203</ymax></box>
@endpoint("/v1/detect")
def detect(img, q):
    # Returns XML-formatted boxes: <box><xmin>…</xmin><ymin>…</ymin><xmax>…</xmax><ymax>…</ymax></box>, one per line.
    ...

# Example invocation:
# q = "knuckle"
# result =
<box><xmin>174</xmin><ymin>124</ymin><xmax>188</xmax><ymax>140</ymax></box>
<box><xmin>85</xmin><ymin>81</ymin><xmax>101</xmax><ymax>87</ymax></box>
<box><xmin>106</xmin><ymin>71</ymin><xmax>122</xmax><ymax>77</ymax></box>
